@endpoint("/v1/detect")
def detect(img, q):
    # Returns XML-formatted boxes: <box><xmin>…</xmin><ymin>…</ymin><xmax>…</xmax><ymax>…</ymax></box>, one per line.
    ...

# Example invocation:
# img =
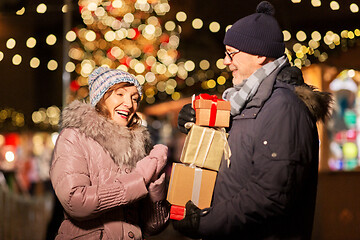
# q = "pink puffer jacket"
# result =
<box><xmin>50</xmin><ymin>101</ymin><xmax>169</xmax><ymax>240</ymax></box>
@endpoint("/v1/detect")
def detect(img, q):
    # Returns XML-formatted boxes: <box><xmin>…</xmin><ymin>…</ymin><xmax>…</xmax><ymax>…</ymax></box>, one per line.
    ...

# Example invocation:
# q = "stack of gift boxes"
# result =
<box><xmin>167</xmin><ymin>94</ymin><xmax>231</xmax><ymax>220</ymax></box>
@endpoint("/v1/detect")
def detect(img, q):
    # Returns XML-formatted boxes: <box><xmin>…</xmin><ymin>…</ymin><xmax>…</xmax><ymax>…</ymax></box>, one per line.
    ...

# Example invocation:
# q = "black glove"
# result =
<box><xmin>172</xmin><ymin>200</ymin><xmax>202</xmax><ymax>239</ymax></box>
<box><xmin>177</xmin><ymin>103</ymin><xmax>196</xmax><ymax>134</ymax></box>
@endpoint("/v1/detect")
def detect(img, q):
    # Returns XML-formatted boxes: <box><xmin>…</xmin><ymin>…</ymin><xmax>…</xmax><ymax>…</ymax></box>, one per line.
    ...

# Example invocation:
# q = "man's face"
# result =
<box><xmin>224</xmin><ymin>45</ymin><xmax>264</xmax><ymax>85</ymax></box>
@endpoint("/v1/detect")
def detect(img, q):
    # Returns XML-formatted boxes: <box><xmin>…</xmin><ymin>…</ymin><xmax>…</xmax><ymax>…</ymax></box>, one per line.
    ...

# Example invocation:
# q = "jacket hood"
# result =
<box><xmin>295</xmin><ymin>85</ymin><xmax>333</xmax><ymax>123</ymax></box>
<box><xmin>59</xmin><ymin>100</ymin><xmax>152</xmax><ymax>167</ymax></box>
<box><xmin>278</xmin><ymin>66</ymin><xmax>333</xmax><ymax>123</ymax></box>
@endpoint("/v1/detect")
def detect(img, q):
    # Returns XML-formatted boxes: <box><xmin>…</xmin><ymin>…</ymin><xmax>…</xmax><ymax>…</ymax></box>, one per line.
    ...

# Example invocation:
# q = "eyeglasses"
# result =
<box><xmin>225</xmin><ymin>50</ymin><xmax>240</xmax><ymax>61</ymax></box>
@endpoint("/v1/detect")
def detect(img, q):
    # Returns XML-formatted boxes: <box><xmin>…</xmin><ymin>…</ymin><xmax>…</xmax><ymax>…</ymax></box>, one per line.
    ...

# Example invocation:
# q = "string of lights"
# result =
<box><xmin>0</xmin><ymin>0</ymin><xmax>359</xmax><ymax>130</ymax></box>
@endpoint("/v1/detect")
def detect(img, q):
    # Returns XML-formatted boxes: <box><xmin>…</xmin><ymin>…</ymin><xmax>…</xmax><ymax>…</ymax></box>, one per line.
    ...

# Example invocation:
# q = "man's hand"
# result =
<box><xmin>173</xmin><ymin>200</ymin><xmax>202</xmax><ymax>239</ymax></box>
<box><xmin>177</xmin><ymin>103</ymin><xmax>196</xmax><ymax>134</ymax></box>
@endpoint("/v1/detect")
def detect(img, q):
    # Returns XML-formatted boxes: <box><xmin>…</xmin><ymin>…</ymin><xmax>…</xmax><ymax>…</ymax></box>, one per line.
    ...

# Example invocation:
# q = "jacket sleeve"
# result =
<box><xmin>50</xmin><ymin>129</ymin><xmax>148</xmax><ymax>221</ymax></box>
<box><xmin>198</xmin><ymin>97</ymin><xmax>316</xmax><ymax>237</ymax></box>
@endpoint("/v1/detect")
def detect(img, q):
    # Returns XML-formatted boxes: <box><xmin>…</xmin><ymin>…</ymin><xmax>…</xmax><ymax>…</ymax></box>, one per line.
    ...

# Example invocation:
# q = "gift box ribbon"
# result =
<box><xmin>193</xmin><ymin>93</ymin><xmax>225</xmax><ymax>127</ymax></box>
<box><xmin>184</xmin><ymin>123</ymin><xmax>232</xmax><ymax>168</ymax></box>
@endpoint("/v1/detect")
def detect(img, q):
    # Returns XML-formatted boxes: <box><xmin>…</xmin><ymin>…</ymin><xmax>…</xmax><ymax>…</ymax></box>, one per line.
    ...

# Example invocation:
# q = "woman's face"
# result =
<box><xmin>104</xmin><ymin>85</ymin><xmax>140</xmax><ymax>126</ymax></box>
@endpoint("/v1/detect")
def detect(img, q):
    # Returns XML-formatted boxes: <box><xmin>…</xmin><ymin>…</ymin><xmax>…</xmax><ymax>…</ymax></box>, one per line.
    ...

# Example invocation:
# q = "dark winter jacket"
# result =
<box><xmin>198</xmin><ymin>66</ymin><xmax>332</xmax><ymax>240</ymax></box>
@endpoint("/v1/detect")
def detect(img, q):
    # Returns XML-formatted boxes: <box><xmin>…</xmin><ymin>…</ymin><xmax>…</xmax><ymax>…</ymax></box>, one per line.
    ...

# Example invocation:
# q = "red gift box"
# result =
<box><xmin>193</xmin><ymin>94</ymin><xmax>231</xmax><ymax>127</ymax></box>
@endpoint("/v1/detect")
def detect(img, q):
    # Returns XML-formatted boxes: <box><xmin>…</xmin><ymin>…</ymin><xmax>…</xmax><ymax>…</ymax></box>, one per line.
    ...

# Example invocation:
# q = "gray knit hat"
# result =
<box><xmin>88</xmin><ymin>67</ymin><xmax>142</xmax><ymax>106</ymax></box>
<box><xmin>224</xmin><ymin>1</ymin><xmax>285</xmax><ymax>58</ymax></box>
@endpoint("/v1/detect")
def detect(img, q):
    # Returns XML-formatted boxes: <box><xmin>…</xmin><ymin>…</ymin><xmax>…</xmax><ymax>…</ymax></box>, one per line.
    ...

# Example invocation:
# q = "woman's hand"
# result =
<box><xmin>148</xmin><ymin>173</ymin><xmax>166</xmax><ymax>202</ymax></box>
<box><xmin>135</xmin><ymin>144</ymin><xmax>168</xmax><ymax>185</ymax></box>
<box><xmin>148</xmin><ymin>144</ymin><xmax>168</xmax><ymax>179</ymax></box>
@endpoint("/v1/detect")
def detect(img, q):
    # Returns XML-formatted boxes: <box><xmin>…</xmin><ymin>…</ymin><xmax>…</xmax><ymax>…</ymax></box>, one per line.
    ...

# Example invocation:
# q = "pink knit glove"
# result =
<box><xmin>148</xmin><ymin>144</ymin><xmax>168</xmax><ymax>179</ymax></box>
<box><xmin>134</xmin><ymin>157</ymin><xmax>157</xmax><ymax>185</ymax></box>
<box><xmin>148</xmin><ymin>173</ymin><xmax>166</xmax><ymax>202</ymax></box>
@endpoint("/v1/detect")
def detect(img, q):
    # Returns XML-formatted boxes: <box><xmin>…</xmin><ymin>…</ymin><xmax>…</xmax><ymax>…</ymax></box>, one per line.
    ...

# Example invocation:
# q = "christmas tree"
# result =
<box><xmin>69</xmin><ymin>0</ymin><xmax>184</xmax><ymax>105</ymax></box>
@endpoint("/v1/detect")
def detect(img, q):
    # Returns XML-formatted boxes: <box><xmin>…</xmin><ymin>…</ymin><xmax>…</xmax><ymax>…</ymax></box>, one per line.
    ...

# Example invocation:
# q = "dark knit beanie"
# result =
<box><xmin>224</xmin><ymin>1</ymin><xmax>285</xmax><ymax>58</ymax></box>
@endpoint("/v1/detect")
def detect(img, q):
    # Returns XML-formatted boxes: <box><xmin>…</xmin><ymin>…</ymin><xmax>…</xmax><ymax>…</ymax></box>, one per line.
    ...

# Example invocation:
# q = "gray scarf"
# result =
<box><xmin>222</xmin><ymin>55</ymin><xmax>288</xmax><ymax>116</ymax></box>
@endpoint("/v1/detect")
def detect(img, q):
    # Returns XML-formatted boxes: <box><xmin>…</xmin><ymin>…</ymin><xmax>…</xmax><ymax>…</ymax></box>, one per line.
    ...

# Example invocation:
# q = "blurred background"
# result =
<box><xmin>0</xmin><ymin>0</ymin><xmax>360</xmax><ymax>239</ymax></box>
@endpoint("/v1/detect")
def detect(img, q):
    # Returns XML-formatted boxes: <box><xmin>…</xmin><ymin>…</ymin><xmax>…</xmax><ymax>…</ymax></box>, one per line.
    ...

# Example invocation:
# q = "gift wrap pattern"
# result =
<box><xmin>180</xmin><ymin>124</ymin><xmax>230</xmax><ymax>171</ymax></box>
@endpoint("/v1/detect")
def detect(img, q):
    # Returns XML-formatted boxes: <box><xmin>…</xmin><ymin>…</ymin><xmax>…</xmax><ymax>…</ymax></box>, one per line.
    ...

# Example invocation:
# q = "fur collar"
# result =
<box><xmin>295</xmin><ymin>85</ymin><xmax>333</xmax><ymax>122</ymax></box>
<box><xmin>59</xmin><ymin>100</ymin><xmax>152</xmax><ymax>167</ymax></box>
<box><xmin>278</xmin><ymin>66</ymin><xmax>333</xmax><ymax>122</ymax></box>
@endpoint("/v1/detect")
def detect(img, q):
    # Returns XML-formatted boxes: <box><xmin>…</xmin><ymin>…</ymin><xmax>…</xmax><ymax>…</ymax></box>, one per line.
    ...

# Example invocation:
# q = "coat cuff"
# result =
<box><xmin>116</xmin><ymin>171</ymin><xmax>148</xmax><ymax>203</ymax></box>
<box><xmin>98</xmin><ymin>172</ymin><xmax>148</xmax><ymax>210</ymax></box>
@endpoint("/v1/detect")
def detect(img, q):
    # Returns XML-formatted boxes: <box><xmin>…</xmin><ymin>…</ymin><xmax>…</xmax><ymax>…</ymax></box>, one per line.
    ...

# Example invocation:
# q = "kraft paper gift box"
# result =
<box><xmin>167</xmin><ymin>163</ymin><xmax>217</xmax><ymax>210</ymax></box>
<box><xmin>193</xmin><ymin>94</ymin><xmax>231</xmax><ymax>128</ymax></box>
<box><xmin>180</xmin><ymin>123</ymin><xmax>231</xmax><ymax>171</ymax></box>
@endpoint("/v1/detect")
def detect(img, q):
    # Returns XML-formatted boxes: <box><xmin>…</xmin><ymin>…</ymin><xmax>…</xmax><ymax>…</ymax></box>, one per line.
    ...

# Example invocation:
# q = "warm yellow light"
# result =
<box><xmin>292</xmin><ymin>43</ymin><xmax>302</xmax><ymax>52</ymax></box>
<box><xmin>296</xmin><ymin>31</ymin><xmax>307</xmax><ymax>41</ymax></box>
<box><xmin>47</xmin><ymin>60</ymin><xmax>58</xmax><ymax>71</ymax></box>
<box><xmin>157</xmin><ymin>81</ymin><xmax>166</xmax><ymax>92</ymax></box>
<box><xmin>207</xmin><ymin>79</ymin><xmax>216</xmax><ymax>88</ymax></box>
<box><xmin>65</xmin><ymin>62</ymin><xmax>76</xmax><ymax>72</ymax></box>
<box><xmin>127</xmin><ymin>29</ymin><xmax>136</xmax><ymax>39</ymax></box>
<box><xmin>144</xmin><ymin>24</ymin><xmax>156</xmax><ymax>35</ymax></box>
<box><xmin>291</xmin><ymin>0</ymin><xmax>301</xmax><ymax>3</ymax></box>
<box><xmin>172</xmin><ymin>92</ymin><xmax>181</xmax><ymax>100</ymax></box>
<box><xmin>330</xmin><ymin>1</ymin><xmax>339</xmax><ymax>10</ymax></box>
<box><xmin>165</xmin><ymin>21</ymin><xmax>176</xmax><ymax>31</ymax></box>
<box><xmin>145</xmin><ymin>72</ymin><xmax>156</xmax><ymax>83</ymax></box>
<box><xmin>104</xmin><ymin>31</ymin><xmax>116</xmax><ymax>42</ymax></box>
<box><xmin>355</xmin><ymin>29</ymin><xmax>360</xmax><ymax>36</ymax></box>
<box><xmin>225</xmin><ymin>25</ymin><xmax>232</xmax><ymax>32</ymax></box>
<box><xmin>124</xmin><ymin>13</ymin><xmax>135</xmax><ymax>23</ymax></box>
<box><xmin>5</xmin><ymin>151</ymin><xmax>15</xmax><ymax>162</ymax></box>
<box><xmin>192</xmin><ymin>18</ymin><xmax>203</xmax><ymax>29</ymax></box>
<box><xmin>0</xmin><ymin>52</ymin><xmax>3</xmax><ymax>61</ymax></box>
<box><xmin>26</xmin><ymin>37</ymin><xmax>36</xmax><ymax>48</ymax></box>
<box><xmin>348</xmin><ymin>31</ymin><xmax>355</xmax><ymax>39</ymax></box>
<box><xmin>85</xmin><ymin>30</ymin><xmax>96</xmax><ymax>41</ymax></box>
<box><xmin>311</xmin><ymin>31</ymin><xmax>321</xmax><ymax>41</ymax></box>
<box><xmin>311</xmin><ymin>0</ymin><xmax>321</xmax><ymax>7</ymax></box>
<box><xmin>217</xmin><ymin>76</ymin><xmax>226</xmax><ymax>85</ymax></box>
<box><xmin>135</xmin><ymin>75</ymin><xmax>145</xmax><ymax>85</ymax></box>
<box><xmin>113</xmin><ymin>0</ymin><xmax>123</xmax><ymax>8</ymax></box>
<box><xmin>87</xmin><ymin>2</ymin><xmax>98</xmax><ymax>11</ymax></box>
<box><xmin>283</xmin><ymin>30</ymin><xmax>291</xmax><ymax>41</ymax></box>
<box><xmin>66</xmin><ymin>31</ymin><xmax>77</xmax><ymax>42</ymax></box>
<box><xmin>184</xmin><ymin>60</ymin><xmax>195</xmax><ymax>71</ymax></box>
<box><xmin>348</xmin><ymin>69</ymin><xmax>356</xmax><ymax>78</ymax></box>
<box><xmin>12</xmin><ymin>54</ymin><xmax>22</xmax><ymax>65</ymax></box>
<box><xmin>6</xmin><ymin>38</ymin><xmax>16</xmax><ymax>49</ymax></box>
<box><xmin>176</xmin><ymin>11</ymin><xmax>187</xmax><ymax>22</ymax></box>
<box><xmin>168</xmin><ymin>63</ymin><xmax>178</xmax><ymax>75</ymax></box>
<box><xmin>199</xmin><ymin>60</ymin><xmax>210</xmax><ymax>70</ymax></box>
<box><xmin>46</xmin><ymin>34</ymin><xmax>57</xmax><ymax>45</ymax></box>
<box><xmin>156</xmin><ymin>64</ymin><xmax>167</xmax><ymax>74</ymax></box>
<box><xmin>16</xmin><ymin>7</ymin><xmax>25</xmax><ymax>15</ymax></box>
<box><xmin>36</xmin><ymin>3</ymin><xmax>47</xmax><ymax>13</ymax></box>
<box><xmin>341</xmin><ymin>30</ymin><xmax>348</xmax><ymax>38</ymax></box>
<box><xmin>30</xmin><ymin>57</ymin><xmax>40</xmax><ymax>68</ymax></box>
<box><xmin>209</xmin><ymin>22</ymin><xmax>220</xmax><ymax>33</ymax></box>
<box><xmin>134</xmin><ymin>63</ymin><xmax>145</xmax><ymax>73</ymax></box>
<box><xmin>308</xmin><ymin>40</ymin><xmax>320</xmax><ymax>49</ymax></box>
<box><xmin>62</xmin><ymin>4</ymin><xmax>68</xmax><ymax>13</ymax></box>
<box><xmin>350</xmin><ymin>3</ymin><xmax>359</xmax><ymax>13</ymax></box>
<box><xmin>216</xmin><ymin>59</ymin><xmax>226</xmax><ymax>69</ymax></box>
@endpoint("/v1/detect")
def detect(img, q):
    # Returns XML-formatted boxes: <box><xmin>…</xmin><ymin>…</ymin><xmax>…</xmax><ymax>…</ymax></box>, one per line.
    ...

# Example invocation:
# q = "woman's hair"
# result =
<box><xmin>95</xmin><ymin>82</ymin><xmax>142</xmax><ymax>129</ymax></box>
